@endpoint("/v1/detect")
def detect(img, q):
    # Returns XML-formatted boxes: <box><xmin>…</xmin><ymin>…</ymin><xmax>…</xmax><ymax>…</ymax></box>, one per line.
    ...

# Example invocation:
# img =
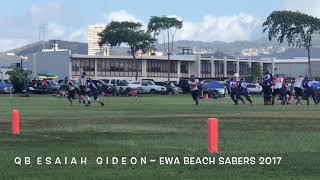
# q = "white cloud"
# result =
<box><xmin>0</xmin><ymin>2</ymin><xmax>69</xmax><ymax>51</ymax></box>
<box><xmin>175</xmin><ymin>13</ymin><xmax>262</xmax><ymax>42</ymax></box>
<box><xmin>47</xmin><ymin>23</ymin><xmax>65</xmax><ymax>40</ymax></box>
<box><xmin>106</xmin><ymin>10</ymin><xmax>143</xmax><ymax>23</ymax></box>
<box><xmin>283</xmin><ymin>0</ymin><xmax>320</xmax><ymax>17</ymax></box>
<box><xmin>0</xmin><ymin>38</ymin><xmax>30</xmax><ymax>52</ymax></box>
<box><xmin>167</xmin><ymin>14</ymin><xmax>183</xmax><ymax>21</ymax></box>
<box><xmin>68</xmin><ymin>29</ymin><xmax>86</xmax><ymax>42</ymax></box>
<box><xmin>30</xmin><ymin>2</ymin><xmax>64</xmax><ymax>24</ymax></box>
<box><xmin>0</xmin><ymin>6</ymin><xmax>262</xmax><ymax>52</ymax></box>
<box><xmin>29</xmin><ymin>3</ymin><xmax>66</xmax><ymax>40</ymax></box>
<box><xmin>103</xmin><ymin>11</ymin><xmax>261</xmax><ymax>42</ymax></box>
<box><xmin>30</xmin><ymin>2</ymin><xmax>63</xmax><ymax>15</ymax></box>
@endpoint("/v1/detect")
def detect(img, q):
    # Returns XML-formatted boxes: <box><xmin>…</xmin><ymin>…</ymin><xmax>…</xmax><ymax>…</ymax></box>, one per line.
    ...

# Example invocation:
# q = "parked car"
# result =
<box><xmin>155</xmin><ymin>81</ymin><xmax>178</xmax><ymax>86</ymax></box>
<box><xmin>103</xmin><ymin>79</ymin><xmax>143</xmax><ymax>96</ymax></box>
<box><xmin>0</xmin><ymin>81</ymin><xmax>13</xmax><ymax>94</ymax></box>
<box><xmin>154</xmin><ymin>81</ymin><xmax>167</xmax><ymax>86</ymax></box>
<box><xmin>58</xmin><ymin>79</ymin><xmax>64</xmax><ymax>85</ymax></box>
<box><xmin>82</xmin><ymin>79</ymin><xmax>113</xmax><ymax>95</ymax></box>
<box><xmin>247</xmin><ymin>83</ymin><xmax>263</xmax><ymax>94</ymax></box>
<box><xmin>125</xmin><ymin>80</ymin><xmax>143</xmax><ymax>92</ymax></box>
<box><xmin>134</xmin><ymin>80</ymin><xmax>167</xmax><ymax>94</ymax></box>
<box><xmin>104</xmin><ymin>79</ymin><xmax>135</xmax><ymax>90</ymax></box>
<box><xmin>166</xmin><ymin>82</ymin><xmax>182</xmax><ymax>95</ymax></box>
<box><xmin>178</xmin><ymin>78</ymin><xmax>191</xmax><ymax>93</ymax></box>
<box><xmin>28</xmin><ymin>80</ymin><xmax>60</xmax><ymax>94</ymax></box>
<box><xmin>155</xmin><ymin>81</ymin><xmax>182</xmax><ymax>95</ymax></box>
<box><xmin>141</xmin><ymin>79</ymin><xmax>155</xmax><ymax>82</ymax></box>
<box><xmin>56</xmin><ymin>79</ymin><xmax>77</xmax><ymax>96</ymax></box>
<box><xmin>206</xmin><ymin>81</ymin><xmax>226</xmax><ymax>98</ymax></box>
<box><xmin>91</xmin><ymin>80</ymin><xmax>110</xmax><ymax>93</ymax></box>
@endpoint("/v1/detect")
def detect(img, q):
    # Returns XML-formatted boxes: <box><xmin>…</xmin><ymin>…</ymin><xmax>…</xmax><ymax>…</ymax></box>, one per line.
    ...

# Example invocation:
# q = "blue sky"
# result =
<box><xmin>0</xmin><ymin>0</ymin><xmax>319</xmax><ymax>51</ymax></box>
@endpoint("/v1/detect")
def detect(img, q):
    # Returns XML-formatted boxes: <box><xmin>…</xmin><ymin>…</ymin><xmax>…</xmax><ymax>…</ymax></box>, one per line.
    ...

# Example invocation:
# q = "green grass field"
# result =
<box><xmin>0</xmin><ymin>95</ymin><xmax>319</xmax><ymax>180</ymax></box>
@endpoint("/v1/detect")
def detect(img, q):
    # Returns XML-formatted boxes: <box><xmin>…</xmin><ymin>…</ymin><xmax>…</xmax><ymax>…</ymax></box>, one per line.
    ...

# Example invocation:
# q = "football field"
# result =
<box><xmin>0</xmin><ymin>95</ymin><xmax>319</xmax><ymax>180</ymax></box>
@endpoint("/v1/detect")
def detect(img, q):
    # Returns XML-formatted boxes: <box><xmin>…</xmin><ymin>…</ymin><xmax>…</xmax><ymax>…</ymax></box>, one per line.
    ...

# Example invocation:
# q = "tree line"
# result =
<box><xmin>98</xmin><ymin>16</ymin><xmax>182</xmax><ymax>81</ymax></box>
<box><xmin>6</xmin><ymin>11</ymin><xmax>320</xmax><ymax>93</ymax></box>
<box><xmin>99</xmin><ymin>11</ymin><xmax>320</xmax><ymax>81</ymax></box>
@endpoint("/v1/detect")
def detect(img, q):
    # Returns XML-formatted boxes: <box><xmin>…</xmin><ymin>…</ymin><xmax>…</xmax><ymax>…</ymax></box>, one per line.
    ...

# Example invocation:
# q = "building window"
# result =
<box><xmin>170</xmin><ymin>61</ymin><xmax>177</xmax><ymax>73</ymax></box>
<box><xmin>71</xmin><ymin>59</ymin><xmax>95</xmax><ymax>76</ymax></box>
<box><xmin>71</xmin><ymin>59</ymin><xmax>81</xmax><ymax>76</ymax></box>
<box><xmin>201</xmin><ymin>61</ymin><xmax>211</xmax><ymax>78</ymax></box>
<box><xmin>214</xmin><ymin>61</ymin><xmax>224</xmax><ymax>77</ymax></box>
<box><xmin>95</xmin><ymin>58</ymin><xmax>141</xmax><ymax>77</ymax></box>
<box><xmin>180</xmin><ymin>61</ymin><xmax>189</xmax><ymax>77</ymax></box>
<box><xmin>239</xmin><ymin>63</ymin><xmax>249</xmax><ymax>76</ymax></box>
<box><xmin>263</xmin><ymin>63</ymin><xmax>269</xmax><ymax>73</ymax></box>
<box><xmin>97</xmin><ymin>60</ymin><xmax>106</xmax><ymax>76</ymax></box>
<box><xmin>146</xmin><ymin>60</ymin><xmax>178</xmax><ymax>78</ymax></box>
<box><xmin>227</xmin><ymin>62</ymin><xmax>236</xmax><ymax>75</ymax></box>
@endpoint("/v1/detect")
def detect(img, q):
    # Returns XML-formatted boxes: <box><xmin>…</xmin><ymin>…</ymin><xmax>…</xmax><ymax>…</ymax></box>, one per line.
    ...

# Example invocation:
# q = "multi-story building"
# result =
<box><xmin>26</xmin><ymin>44</ymin><xmax>320</xmax><ymax>82</ymax></box>
<box><xmin>27</xmin><ymin>51</ymin><xmax>280</xmax><ymax>82</ymax></box>
<box><xmin>88</xmin><ymin>25</ymin><xmax>110</xmax><ymax>56</ymax></box>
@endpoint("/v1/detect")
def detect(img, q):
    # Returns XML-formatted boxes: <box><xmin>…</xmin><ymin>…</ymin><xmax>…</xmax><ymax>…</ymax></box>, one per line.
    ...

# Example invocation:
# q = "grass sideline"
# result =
<box><xmin>0</xmin><ymin>95</ymin><xmax>319</xmax><ymax>180</ymax></box>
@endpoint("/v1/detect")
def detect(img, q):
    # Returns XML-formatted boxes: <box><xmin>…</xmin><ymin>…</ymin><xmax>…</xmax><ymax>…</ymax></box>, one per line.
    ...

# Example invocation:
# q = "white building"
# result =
<box><xmin>25</xmin><ymin>44</ymin><xmax>320</xmax><ymax>81</ymax></box>
<box><xmin>88</xmin><ymin>25</ymin><xmax>110</xmax><ymax>56</ymax></box>
<box><xmin>273</xmin><ymin>57</ymin><xmax>320</xmax><ymax>77</ymax></box>
<box><xmin>26</xmin><ymin>51</ymin><xmax>279</xmax><ymax>82</ymax></box>
<box><xmin>0</xmin><ymin>53</ymin><xmax>26</xmax><ymax>80</ymax></box>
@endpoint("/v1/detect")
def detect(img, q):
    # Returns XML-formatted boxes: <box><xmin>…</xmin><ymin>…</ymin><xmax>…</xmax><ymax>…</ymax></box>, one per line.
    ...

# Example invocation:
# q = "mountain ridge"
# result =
<box><xmin>4</xmin><ymin>38</ymin><xmax>320</xmax><ymax>59</ymax></box>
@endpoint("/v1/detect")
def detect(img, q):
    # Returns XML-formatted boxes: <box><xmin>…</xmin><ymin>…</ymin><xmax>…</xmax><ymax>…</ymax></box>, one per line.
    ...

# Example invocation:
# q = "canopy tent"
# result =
<box><xmin>37</xmin><ymin>73</ymin><xmax>59</xmax><ymax>80</ymax></box>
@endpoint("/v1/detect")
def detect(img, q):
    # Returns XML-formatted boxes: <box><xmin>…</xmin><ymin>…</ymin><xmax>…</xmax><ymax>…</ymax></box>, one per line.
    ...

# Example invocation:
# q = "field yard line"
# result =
<box><xmin>3</xmin><ymin>132</ymin><xmax>194</xmax><ymax>151</ymax></box>
<box><xmin>116</xmin><ymin>141</ymin><xmax>196</xmax><ymax>152</ymax></box>
<box><xmin>153</xmin><ymin>145</ymin><xmax>196</xmax><ymax>152</ymax></box>
<box><xmin>2</xmin><ymin>132</ymin><xmax>75</xmax><ymax>141</ymax></box>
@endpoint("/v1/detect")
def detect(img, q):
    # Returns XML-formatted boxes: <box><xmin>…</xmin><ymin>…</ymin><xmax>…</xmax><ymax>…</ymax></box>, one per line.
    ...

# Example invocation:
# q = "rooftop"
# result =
<box><xmin>0</xmin><ymin>54</ymin><xmax>23</xmax><ymax>67</ymax></box>
<box><xmin>71</xmin><ymin>54</ymin><xmax>198</xmax><ymax>62</ymax></box>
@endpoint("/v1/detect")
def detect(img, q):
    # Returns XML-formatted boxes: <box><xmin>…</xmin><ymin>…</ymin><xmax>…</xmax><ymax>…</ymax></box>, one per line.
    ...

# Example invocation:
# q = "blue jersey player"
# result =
<box><xmin>229</xmin><ymin>77</ymin><xmax>244</xmax><ymax>105</ymax></box>
<box><xmin>262</xmin><ymin>71</ymin><xmax>273</xmax><ymax>105</ymax></box>
<box><xmin>85</xmin><ymin>79</ymin><xmax>105</xmax><ymax>107</ymax></box>
<box><xmin>239</xmin><ymin>78</ymin><xmax>253</xmax><ymax>104</ymax></box>
<box><xmin>303</xmin><ymin>77</ymin><xmax>317</xmax><ymax>105</ymax></box>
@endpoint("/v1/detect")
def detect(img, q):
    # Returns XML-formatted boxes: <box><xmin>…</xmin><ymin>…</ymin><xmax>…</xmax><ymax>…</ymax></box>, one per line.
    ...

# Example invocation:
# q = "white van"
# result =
<box><xmin>103</xmin><ymin>79</ymin><xmax>143</xmax><ymax>93</ymax></box>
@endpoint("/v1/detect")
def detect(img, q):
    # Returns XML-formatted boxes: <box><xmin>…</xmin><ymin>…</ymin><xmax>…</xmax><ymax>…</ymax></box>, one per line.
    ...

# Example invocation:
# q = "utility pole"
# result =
<box><xmin>39</xmin><ymin>25</ymin><xmax>41</xmax><ymax>42</ymax></box>
<box><xmin>39</xmin><ymin>24</ymin><xmax>47</xmax><ymax>52</ymax></box>
<box><xmin>42</xmin><ymin>24</ymin><xmax>47</xmax><ymax>51</ymax></box>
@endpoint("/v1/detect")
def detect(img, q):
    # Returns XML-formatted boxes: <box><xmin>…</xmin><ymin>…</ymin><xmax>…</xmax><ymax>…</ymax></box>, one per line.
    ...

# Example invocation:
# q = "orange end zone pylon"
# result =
<box><xmin>208</xmin><ymin>118</ymin><xmax>219</xmax><ymax>154</ymax></box>
<box><xmin>12</xmin><ymin>109</ymin><xmax>20</xmax><ymax>135</ymax></box>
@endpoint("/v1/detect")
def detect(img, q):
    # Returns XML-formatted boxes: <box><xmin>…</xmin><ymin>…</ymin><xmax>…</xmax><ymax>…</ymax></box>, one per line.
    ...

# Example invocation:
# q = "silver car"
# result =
<box><xmin>247</xmin><ymin>83</ymin><xmax>263</xmax><ymax>94</ymax></box>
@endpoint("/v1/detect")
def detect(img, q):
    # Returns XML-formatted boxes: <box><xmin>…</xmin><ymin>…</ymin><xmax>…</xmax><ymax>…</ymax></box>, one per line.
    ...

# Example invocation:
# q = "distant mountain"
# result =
<box><xmin>3</xmin><ymin>37</ymin><xmax>283</xmax><ymax>57</ymax></box>
<box><xmin>156</xmin><ymin>38</ymin><xmax>320</xmax><ymax>58</ymax></box>
<box><xmin>260</xmin><ymin>47</ymin><xmax>320</xmax><ymax>59</ymax></box>
<box><xmin>5</xmin><ymin>38</ymin><xmax>320</xmax><ymax>59</ymax></box>
<box><xmin>6</xmin><ymin>40</ymin><xmax>88</xmax><ymax>56</ymax></box>
<box><xmin>155</xmin><ymin>38</ymin><xmax>286</xmax><ymax>55</ymax></box>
